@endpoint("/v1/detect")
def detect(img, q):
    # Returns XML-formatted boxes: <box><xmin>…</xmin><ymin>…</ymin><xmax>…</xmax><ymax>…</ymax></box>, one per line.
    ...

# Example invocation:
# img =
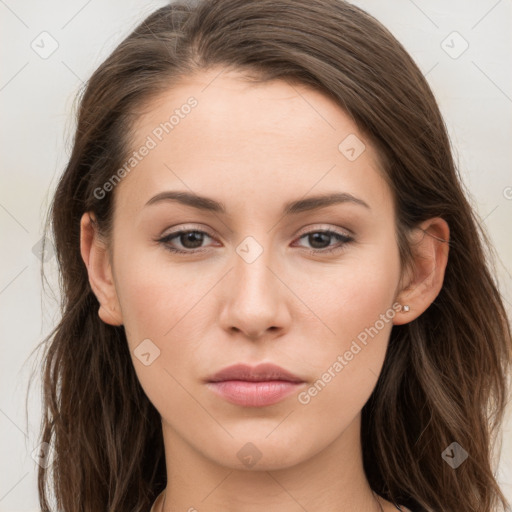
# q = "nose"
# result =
<box><xmin>218</xmin><ymin>242</ymin><xmax>291</xmax><ymax>341</ymax></box>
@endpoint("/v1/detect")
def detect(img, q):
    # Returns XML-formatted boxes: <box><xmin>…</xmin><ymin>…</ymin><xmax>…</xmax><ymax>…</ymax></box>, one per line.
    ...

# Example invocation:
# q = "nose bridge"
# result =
<box><xmin>221</xmin><ymin>233</ymin><xmax>286</xmax><ymax>338</ymax></box>
<box><xmin>233</xmin><ymin>233</ymin><xmax>279</xmax><ymax>307</ymax></box>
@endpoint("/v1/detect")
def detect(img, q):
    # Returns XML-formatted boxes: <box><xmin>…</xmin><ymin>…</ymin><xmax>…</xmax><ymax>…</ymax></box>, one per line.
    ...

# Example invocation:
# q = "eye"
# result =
<box><xmin>293</xmin><ymin>229</ymin><xmax>354</xmax><ymax>254</ymax></box>
<box><xmin>156</xmin><ymin>227</ymin><xmax>354</xmax><ymax>255</ymax></box>
<box><xmin>157</xmin><ymin>229</ymin><xmax>215</xmax><ymax>254</ymax></box>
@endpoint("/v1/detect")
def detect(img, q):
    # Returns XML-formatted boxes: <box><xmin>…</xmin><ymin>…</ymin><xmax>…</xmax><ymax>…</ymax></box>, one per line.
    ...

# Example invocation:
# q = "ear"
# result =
<box><xmin>393</xmin><ymin>217</ymin><xmax>450</xmax><ymax>325</ymax></box>
<box><xmin>79</xmin><ymin>212</ymin><xmax>123</xmax><ymax>326</ymax></box>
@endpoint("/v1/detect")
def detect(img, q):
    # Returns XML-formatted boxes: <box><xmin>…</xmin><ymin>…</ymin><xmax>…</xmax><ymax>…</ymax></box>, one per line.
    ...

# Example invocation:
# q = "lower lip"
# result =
<box><xmin>207</xmin><ymin>380</ymin><xmax>304</xmax><ymax>407</ymax></box>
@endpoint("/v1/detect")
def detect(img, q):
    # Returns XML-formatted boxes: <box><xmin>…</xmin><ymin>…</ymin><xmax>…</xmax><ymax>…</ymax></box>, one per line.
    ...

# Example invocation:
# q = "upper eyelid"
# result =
<box><xmin>295</xmin><ymin>225</ymin><xmax>353</xmax><ymax>238</ymax></box>
<box><xmin>160</xmin><ymin>224</ymin><xmax>216</xmax><ymax>239</ymax></box>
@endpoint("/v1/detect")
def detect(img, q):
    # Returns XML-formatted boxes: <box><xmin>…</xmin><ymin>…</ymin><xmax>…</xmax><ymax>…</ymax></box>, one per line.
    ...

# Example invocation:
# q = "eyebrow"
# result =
<box><xmin>144</xmin><ymin>190</ymin><xmax>370</xmax><ymax>214</ymax></box>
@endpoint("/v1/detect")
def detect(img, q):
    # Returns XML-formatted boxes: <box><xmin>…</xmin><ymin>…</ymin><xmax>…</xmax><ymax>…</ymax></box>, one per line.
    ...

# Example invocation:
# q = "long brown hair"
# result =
<box><xmin>32</xmin><ymin>0</ymin><xmax>512</xmax><ymax>510</ymax></box>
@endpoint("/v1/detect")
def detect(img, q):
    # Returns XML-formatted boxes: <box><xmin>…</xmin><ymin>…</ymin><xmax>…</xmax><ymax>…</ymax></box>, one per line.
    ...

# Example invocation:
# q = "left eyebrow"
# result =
<box><xmin>282</xmin><ymin>192</ymin><xmax>371</xmax><ymax>214</ymax></box>
<box><xmin>143</xmin><ymin>191</ymin><xmax>371</xmax><ymax>215</ymax></box>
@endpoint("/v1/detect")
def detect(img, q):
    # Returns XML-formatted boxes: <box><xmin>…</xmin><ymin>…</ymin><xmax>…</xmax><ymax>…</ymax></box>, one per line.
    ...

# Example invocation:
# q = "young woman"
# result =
<box><xmin>34</xmin><ymin>0</ymin><xmax>512</xmax><ymax>511</ymax></box>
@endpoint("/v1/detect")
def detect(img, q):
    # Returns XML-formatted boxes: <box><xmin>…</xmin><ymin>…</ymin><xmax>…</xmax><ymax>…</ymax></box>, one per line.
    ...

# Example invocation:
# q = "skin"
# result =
<box><xmin>80</xmin><ymin>67</ymin><xmax>449</xmax><ymax>512</ymax></box>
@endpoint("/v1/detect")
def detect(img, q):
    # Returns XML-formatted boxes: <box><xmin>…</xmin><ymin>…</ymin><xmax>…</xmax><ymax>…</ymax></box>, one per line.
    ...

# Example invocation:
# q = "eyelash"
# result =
<box><xmin>156</xmin><ymin>227</ymin><xmax>354</xmax><ymax>255</ymax></box>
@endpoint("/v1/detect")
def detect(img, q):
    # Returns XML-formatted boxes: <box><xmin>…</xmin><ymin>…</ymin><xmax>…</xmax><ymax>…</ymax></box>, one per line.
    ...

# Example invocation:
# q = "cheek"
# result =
<box><xmin>299</xmin><ymin>238</ymin><xmax>401</xmax><ymax>345</ymax></box>
<box><xmin>114</xmin><ymin>224</ymin><xmax>400</xmax><ymax>392</ymax></box>
<box><xmin>292</xmin><ymin>238</ymin><xmax>400</xmax><ymax>407</ymax></box>
<box><xmin>113</xmin><ymin>255</ymin><xmax>208</xmax><ymax>413</ymax></box>
<box><xmin>112</xmin><ymin>248</ymin><xmax>221</xmax><ymax>396</ymax></box>
<box><xmin>113</xmin><ymin>245</ymin><xmax>209</xmax><ymax>342</ymax></box>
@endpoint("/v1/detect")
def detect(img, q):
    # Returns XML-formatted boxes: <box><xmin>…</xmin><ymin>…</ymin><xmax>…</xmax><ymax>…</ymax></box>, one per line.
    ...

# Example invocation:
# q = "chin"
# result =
<box><xmin>203</xmin><ymin>433</ymin><xmax>316</xmax><ymax>472</ymax></box>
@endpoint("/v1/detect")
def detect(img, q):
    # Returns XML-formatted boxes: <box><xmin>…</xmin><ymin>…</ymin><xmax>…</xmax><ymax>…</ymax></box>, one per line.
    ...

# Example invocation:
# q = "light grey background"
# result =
<box><xmin>1</xmin><ymin>1</ymin><xmax>511</xmax><ymax>510</ymax></box>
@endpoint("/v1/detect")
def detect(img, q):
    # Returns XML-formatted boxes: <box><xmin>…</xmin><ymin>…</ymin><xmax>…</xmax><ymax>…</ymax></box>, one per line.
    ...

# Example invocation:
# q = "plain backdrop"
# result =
<box><xmin>1</xmin><ymin>1</ymin><xmax>511</xmax><ymax>510</ymax></box>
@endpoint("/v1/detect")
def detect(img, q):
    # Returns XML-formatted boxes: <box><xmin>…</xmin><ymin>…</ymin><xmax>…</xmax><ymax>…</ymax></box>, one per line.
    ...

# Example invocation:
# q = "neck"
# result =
<box><xmin>159</xmin><ymin>413</ymin><xmax>384</xmax><ymax>512</ymax></box>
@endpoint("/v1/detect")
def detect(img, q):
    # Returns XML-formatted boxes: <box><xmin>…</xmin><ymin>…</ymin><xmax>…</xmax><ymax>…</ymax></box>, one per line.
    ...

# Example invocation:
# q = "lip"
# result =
<box><xmin>205</xmin><ymin>363</ymin><xmax>305</xmax><ymax>407</ymax></box>
<box><xmin>207</xmin><ymin>363</ymin><xmax>304</xmax><ymax>383</ymax></box>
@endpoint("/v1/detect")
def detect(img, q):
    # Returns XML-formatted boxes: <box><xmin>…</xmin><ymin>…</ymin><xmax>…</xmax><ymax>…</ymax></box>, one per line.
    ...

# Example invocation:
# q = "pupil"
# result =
<box><xmin>182</xmin><ymin>231</ymin><xmax>203</xmax><ymax>248</ymax></box>
<box><xmin>310</xmin><ymin>232</ymin><xmax>330</xmax><ymax>249</ymax></box>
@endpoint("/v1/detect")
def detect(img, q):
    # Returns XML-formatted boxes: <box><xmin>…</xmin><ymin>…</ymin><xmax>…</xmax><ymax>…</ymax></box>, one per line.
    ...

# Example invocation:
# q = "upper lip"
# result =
<box><xmin>206</xmin><ymin>363</ymin><xmax>304</xmax><ymax>383</ymax></box>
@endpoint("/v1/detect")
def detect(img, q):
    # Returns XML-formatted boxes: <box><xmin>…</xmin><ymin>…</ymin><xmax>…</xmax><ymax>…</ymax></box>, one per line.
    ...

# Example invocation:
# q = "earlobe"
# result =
<box><xmin>79</xmin><ymin>212</ymin><xmax>124</xmax><ymax>326</ymax></box>
<box><xmin>393</xmin><ymin>217</ymin><xmax>450</xmax><ymax>325</ymax></box>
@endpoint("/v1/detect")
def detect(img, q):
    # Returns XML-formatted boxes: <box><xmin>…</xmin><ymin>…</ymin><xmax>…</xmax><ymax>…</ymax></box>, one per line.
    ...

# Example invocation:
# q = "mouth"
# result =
<box><xmin>205</xmin><ymin>363</ymin><xmax>306</xmax><ymax>407</ymax></box>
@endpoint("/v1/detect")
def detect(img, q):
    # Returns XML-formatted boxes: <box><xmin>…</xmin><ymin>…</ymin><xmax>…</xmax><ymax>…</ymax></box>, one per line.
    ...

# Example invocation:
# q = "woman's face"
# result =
<box><xmin>101</xmin><ymin>68</ymin><xmax>405</xmax><ymax>469</ymax></box>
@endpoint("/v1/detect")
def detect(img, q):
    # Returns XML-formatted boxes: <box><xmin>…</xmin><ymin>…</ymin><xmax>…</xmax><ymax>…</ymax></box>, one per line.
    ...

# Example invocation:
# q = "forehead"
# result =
<box><xmin>133</xmin><ymin>69</ymin><xmax>366</xmax><ymax>152</ymax></box>
<box><xmin>113</xmin><ymin>68</ymin><xmax>393</xmax><ymax>219</ymax></box>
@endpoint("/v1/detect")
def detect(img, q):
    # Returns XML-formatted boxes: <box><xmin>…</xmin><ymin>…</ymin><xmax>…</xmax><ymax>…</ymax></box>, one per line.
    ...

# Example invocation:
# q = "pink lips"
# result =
<box><xmin>206</xmin><ymin>363</ymin><xmax>305</xmax><ymax>407</ymax></box>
